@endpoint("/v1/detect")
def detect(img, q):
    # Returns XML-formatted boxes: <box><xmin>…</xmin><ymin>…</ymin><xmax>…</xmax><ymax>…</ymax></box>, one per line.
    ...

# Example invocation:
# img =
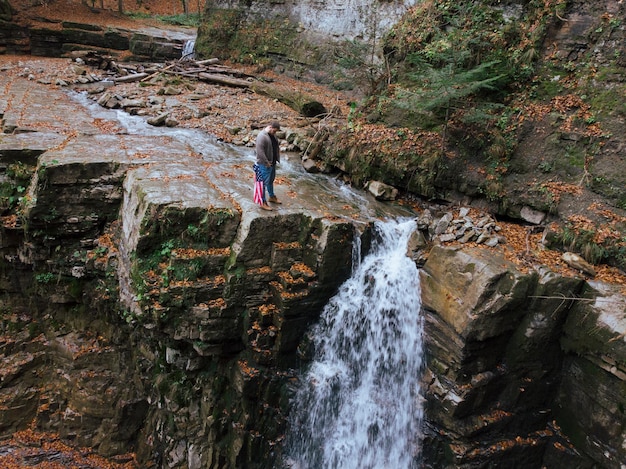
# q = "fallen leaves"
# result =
<box><xmin>92</xmin><ymin>118</ymin><xmax>122</xmax><ymax>134</ymax></box>
<box><xmin>477</xmin><ymin>217</ymin><xmax>626</xmax><ymax>289</ymax></box>
<box><xmin>515</xmin><ymin>94</ymin><xmax>607</xmax><ymax>138</ymax></box>
<box><xmin>1</xmin><ymin>214</ymin><xmax>20</xmax><ymax>228</ymax></box>
<box><xmin>172</xmin><ymin>247</ymin><xmax>231</xmax><ymax>258</ymax></box>
<box><xmin>0</xmin><ymin>427</ymin><xmax>137</xmax><ymax>469</ymax></box>
<box><xmin>237</xmin><ymin>359</ymin><xmax>260</xmax><ymax>378</ymax></box>
<box><xmin>342</xmin><ymin>123</ymin><xmax>442</xmax><ymax>157</ymax></box>
<box><xmin>540</xmin><ymin>181</ymin><xmax>582</xmax><ymax>204</ymax></box>
<box><xmin>589</xmin><ymin>202</ymin><xmax>626</xmax><ymax>225</ymax></box>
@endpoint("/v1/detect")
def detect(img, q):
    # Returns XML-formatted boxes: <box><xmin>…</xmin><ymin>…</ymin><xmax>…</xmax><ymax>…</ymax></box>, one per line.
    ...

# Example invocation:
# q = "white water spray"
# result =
<box><xmin>181</xmin><ymin>39</ymin><xmax>195</xmax><ymax>60</ymax></box>
<box><xmin>284</xmin><ymin>219</ymin><xmax>424</xmax><ymax>469</ymax></box>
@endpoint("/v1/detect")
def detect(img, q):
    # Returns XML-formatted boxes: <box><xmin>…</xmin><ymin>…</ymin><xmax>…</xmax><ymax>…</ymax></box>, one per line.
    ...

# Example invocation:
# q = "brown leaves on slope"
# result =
<box><xmin>540</xmin><ymin>181</ymin><xmax>582</xmax><ymax>205</ymax></box>
<box><xmin>345</xmin><ymin>123</ymin><xmax>441</xmax><ymax>155</ymax></box>
<box><xmin>516</xmin><ymin>94</ymin><xmax>606</xmax><ymax>138</ymax></box>
<box><xmin>0</xmin><ymin>427</ymin><xmax>137</xmax><ymax>469</ymax></box>
<box><xmin>490</xmin><ymin>219</ymin><xmax>626</xmax><ymax>288</ymax></box>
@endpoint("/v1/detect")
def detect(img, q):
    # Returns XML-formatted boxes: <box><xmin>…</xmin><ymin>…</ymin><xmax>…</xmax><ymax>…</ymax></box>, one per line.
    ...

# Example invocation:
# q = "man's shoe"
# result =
<box><xmin>268</xmin><ymin>196</ymin><xmax>282</xmax><ymax>204</ymax></box>
<box><xmin>260</xmin><ymin>203</ymin><xmax>273</xmax><ymax>211</ymax></box>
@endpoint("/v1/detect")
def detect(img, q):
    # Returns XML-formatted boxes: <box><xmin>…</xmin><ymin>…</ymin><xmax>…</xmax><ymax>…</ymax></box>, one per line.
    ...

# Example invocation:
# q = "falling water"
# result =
<box><xmin>284</xmin><ymin>219</ymin><xmax>424</xmax><ymax>469</ymax></box>
<box><xmin>181</xmin><ymin>39</ymin><xmax>195</xmax><ymax>60</ymax></box>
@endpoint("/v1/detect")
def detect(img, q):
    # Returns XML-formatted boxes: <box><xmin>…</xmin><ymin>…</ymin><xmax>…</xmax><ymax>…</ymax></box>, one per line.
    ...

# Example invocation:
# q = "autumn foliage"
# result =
<box><xmin>0</xmin><ymin>427</ymin><xmax>137</xmax><ymax>469</ymax></box>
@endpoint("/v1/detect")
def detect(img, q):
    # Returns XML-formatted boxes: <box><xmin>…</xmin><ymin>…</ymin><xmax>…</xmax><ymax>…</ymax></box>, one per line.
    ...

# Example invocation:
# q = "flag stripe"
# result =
<box><xmin>254</xmin><ymin>180</ymin><xmax>264</xmax><ymax>205</ymax></box>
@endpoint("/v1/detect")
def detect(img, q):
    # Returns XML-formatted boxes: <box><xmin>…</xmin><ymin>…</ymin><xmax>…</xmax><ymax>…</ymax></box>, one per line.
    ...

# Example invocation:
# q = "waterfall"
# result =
<box><xmin>181</xmin><ymin>39</ymin><xmax>195</xmax><ymax>60</ymax></box>
<box><xmin>284</xmin><ymin>218</ymin><xmax>424</xmax><ymax>469</ymax></box>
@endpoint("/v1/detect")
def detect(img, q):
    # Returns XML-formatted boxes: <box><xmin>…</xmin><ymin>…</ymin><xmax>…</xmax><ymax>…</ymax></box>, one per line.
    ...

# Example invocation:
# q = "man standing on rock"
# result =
<box><xmin>254</xmin><ymin>121</ymin><xmax>282</xmax><ymax>211</ymax></box>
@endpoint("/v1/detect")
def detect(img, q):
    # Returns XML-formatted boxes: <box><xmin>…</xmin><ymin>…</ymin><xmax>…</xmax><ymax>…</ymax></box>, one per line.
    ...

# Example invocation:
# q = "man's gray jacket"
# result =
<box><xmin>255</xmin><ymin>130</ymin><xmax>280</xmax><ymax>167</ymax></box>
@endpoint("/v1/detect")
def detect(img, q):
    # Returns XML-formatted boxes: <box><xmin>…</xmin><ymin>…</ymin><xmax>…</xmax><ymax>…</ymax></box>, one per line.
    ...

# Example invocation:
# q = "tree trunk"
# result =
<box><xmin>250</xmin><ymin>82</ymin><xmax>328</xmax><ymax>117</ymax></box>
<box><xmin>117</xmin><ymin>0</ymin><xmax>123</xmax><ymax>13</ymax></box>
<box><xmin>198</xmin><ymin>73</ymin><xmax>251</xmax><ymax>88</ymax></box>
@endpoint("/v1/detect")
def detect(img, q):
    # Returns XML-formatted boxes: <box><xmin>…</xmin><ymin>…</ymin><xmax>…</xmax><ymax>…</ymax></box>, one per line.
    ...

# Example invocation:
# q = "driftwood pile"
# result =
<box><xmin>113</xmin><ymin>58</ymin><xmax>256</xmax><ymax>87</ymax></box>
<box><xmin>70</xmin><ymin>51</ymin><xmax>328</xmax><ymax>118</ymax></box>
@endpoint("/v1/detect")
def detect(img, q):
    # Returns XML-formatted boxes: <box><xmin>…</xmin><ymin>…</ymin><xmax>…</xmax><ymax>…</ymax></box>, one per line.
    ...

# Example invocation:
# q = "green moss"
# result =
<box><xmin>588</xmin><ymin>85</ymin><xmax>626</xmax><ymax>118</ymax></box>
<box><xmin>126</xmin><ymin>12</ymin><xmax>201</xmax><ymax>27</ymax></box>
<box><xmin>195</xmin><ymin>8</ymin><xmax>243</xmax><ymax>60</ymax></box>
<box><xmin>322</xmin><ymin>126</ymin><xmax>443</xmax><ymax>196</ymax></box>
<box><xmin>196</xmin><ymin>8</ymin><xmax>300</xmax><ymax>64</ymax></box>
<box><xmin>137</xmin><ymin>206</ymin><xmax>236</xmax><ymax>254</ymax></box>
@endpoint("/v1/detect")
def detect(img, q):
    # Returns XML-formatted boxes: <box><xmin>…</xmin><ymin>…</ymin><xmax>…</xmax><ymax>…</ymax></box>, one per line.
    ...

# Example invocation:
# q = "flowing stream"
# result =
<box><xmin>284</xmin><ymin>219</ymin><xmax>424</xmax><ymax>469</ymax></box>
<box><xmin>69</xmin><ymin>91</ymin><xmax>411</xmax><ymax>222</ymax></box>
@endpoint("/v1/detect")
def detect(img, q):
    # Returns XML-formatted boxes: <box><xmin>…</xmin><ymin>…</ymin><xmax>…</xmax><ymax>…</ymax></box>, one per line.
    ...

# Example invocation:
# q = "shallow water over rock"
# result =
<box><xmin>68</xmin><ymin>89</ymin><xmax>415</xmax><ymax>225</ymax></box>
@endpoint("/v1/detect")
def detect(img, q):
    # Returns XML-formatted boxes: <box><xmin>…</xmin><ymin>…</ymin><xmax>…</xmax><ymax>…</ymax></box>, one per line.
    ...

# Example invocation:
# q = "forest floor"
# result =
<box><xmin>9</xmin><ymin>0</ymin><xmax>354</xmax><ymax>143</ymax></box>
<box><xmin>15</xmin><ymin>0</ymin><xmax>207</xmax><ymax>23</ymax></box>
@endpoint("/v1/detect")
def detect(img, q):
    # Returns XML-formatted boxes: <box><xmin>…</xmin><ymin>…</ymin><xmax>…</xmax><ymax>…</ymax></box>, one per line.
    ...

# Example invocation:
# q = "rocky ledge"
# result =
<box><xmin>0</xmin><ymin>63</ymin><xmax>411</xmax><ymax>466</ymax></box>
<box><xmin>1</xmin><ymin>61</ymin><xmax>626</xmax><ymax>468</ymax></box>
<box><xmin>0</xmin><ymin>6</ymin><xmax>194</xmax><ymax>61</ymax></box>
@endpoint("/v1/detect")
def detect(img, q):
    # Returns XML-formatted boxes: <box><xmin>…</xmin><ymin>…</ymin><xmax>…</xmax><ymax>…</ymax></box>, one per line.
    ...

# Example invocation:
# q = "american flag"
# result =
<box><xmin>254</xmin><ymin>179</ymin><xmax>264</xmax><ymax>205</ymax></box>
<box><xmin>253</xmin><ymin>164</ymin><xmax>264</xmax><ymax>205</ymax></box>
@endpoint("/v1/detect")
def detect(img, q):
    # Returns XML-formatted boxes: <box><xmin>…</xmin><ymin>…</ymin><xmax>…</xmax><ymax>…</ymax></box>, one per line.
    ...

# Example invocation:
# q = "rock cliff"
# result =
<box><xmin>1</xmin><ymin>0</ymin><xmax>626</xmax><ymax>467</ymax></box>
<box><xmin>420</xmin><ymin>244</ymin><xmax>626</xmax><ymax>468</ymax></box>
<box><xmin>0</xmin><ymin>67</ymin><xmax>410</xmax><ymax>467</ymax></box>
<box><xmin>2</xmin><ymin>68</ymin><xmax>626</xmax><ymax>467</ymax></box>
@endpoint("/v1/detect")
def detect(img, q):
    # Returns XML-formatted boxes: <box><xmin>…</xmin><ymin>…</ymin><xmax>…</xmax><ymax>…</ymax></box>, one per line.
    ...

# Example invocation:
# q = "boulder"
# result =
<box><xmin>520</xmin><ymin>205</ymin><xmax>547</xmax><ymax>225</ymax></box>
<box><xmin>421</xmin><ymin>245</ymin><xmax>535</xmax><ymax>341</ymax></box>
<box><xmin>558</xmin><ymin>281</ymin><xmax>626</xmax><ymax>467</ymax></box>
<box><xmin>561</xmin><ymin>251</ymin><xmax>596</xmax><ymax>277</ymax></box>
<box><xmin>365</xmin><ymin>180</ymin><xmax>398</xmax><ymax>200</ymax></box>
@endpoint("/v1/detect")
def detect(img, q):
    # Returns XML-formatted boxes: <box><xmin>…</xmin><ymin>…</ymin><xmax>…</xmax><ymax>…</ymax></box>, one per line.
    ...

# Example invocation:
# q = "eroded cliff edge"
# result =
<box><xmin>420</xmin><ymin>245</ymin><xmax>626</xmax><ymax>468</ymax></box>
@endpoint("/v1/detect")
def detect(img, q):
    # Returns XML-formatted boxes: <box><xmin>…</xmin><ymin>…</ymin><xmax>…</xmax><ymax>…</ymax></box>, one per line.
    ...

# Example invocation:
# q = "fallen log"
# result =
<box><xmin>114</xmin><ymin>72</ymin><xmax>149</xmax><ymax>83</ymax></box>
<box><xmin>198</xmin><ymin>72</ymin><xmax>252</xmax><ymax>88</ymax></box>
<box><xmin>195</xmin><ymin>58</ymin><xmax>220</xmax><ymax>66</ymax></box>
<box><xmin>204</xmin><ymin>66</ymin><xmax>256</xmax><ymax>79</ymax></box>
<box><xmin>163</xmin><ymin>69</ymin><xmax>206</xmax><ymax>78</ymax></box>
<box><xmin>251</xmin><ymin>82</ymin><xmax>328</xmax><ymax>117</ymax></box>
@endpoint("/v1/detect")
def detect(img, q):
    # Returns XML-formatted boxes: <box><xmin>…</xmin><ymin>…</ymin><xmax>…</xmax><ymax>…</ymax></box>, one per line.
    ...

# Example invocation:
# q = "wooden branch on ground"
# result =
<box><xmin>114</xmin><ymin>72</ymin><xmax>149</xmax><ymax>83</ymax></box>
<box><xmin>140</xmin><ymin>63</ymin><xmax>178</xmax><ymax>82</ymax></box>
<box><xmin>204</xmin><ymin>66</ymin><xmax>256</xmax><ymax>79</ymax></box>
<box><xmin>198</xmin><ymin>72</ymin><xmax>252</xmax><ymax>88</ymax></box>
<box><xmin>163</xmin><ymin>65</ymin><xmax>255</xmax><ymax>80</ymax></box>
<box><xmin>194</xmin><ymin>58</ymin><xmax>220</xmax><ymax>66</ymax></box>
<box><xmin>251</xmin><ymin>82</ymin><xmax>327</xmax><ymax>117</ymax></box>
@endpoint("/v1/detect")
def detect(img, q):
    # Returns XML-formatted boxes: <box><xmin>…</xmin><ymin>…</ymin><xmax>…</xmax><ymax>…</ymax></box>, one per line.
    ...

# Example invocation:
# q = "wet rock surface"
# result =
<box><xmin>419</xmin><ymin>243</ymin><xmax>626</xmax><ymax>468</ymax></box>
<box><xmin>1</xmin><ymin>55</ymin><xmax>626</xmax><ymax>469</ymax></box>
<box><xmin>0</xmin><ymin>65</ymin><xmax>414</xmax><ymax>467</ymax></box>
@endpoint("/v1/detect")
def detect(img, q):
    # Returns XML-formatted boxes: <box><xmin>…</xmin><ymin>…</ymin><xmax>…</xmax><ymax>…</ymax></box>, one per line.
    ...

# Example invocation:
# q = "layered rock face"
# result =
<box><xmin>1</xmin><ymin>61</ymin><xmax>626</xmax><ymax>469</ymax></box>
<box><xmin>0</xmin><ymin>5</ymin><xmax>193</xmax><ymax>60</ymax></box>
<box><xmin>195</xmin><ymin>0</ymin><xmax>418</xmax><ymax>75</ymax></box>
<box><xmin>419</xmin><ymin>244</ymin><xmax>626</xmax><ymax>468</ymax></box>
<box><xmin>0</xmin><ymin>70</ymin><xmax>407</xmax><ymax>467</ymax></box>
